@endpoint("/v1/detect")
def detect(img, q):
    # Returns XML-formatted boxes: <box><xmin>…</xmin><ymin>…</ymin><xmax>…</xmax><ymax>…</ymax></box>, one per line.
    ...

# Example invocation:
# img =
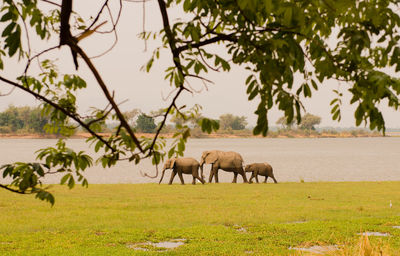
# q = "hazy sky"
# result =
<box><xmin>1</xmin><ymin>0</ymin><xmax>400</xmax><ymax>128</ymax></box>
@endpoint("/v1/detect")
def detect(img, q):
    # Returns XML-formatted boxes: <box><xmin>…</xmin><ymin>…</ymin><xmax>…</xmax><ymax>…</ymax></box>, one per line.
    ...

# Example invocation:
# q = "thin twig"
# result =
<box><xmin>186</xmin><ymin>74</ymin><xmax>214</xmax><ymax>84</ymax></box>
<box><xmin>143</xmin><ymin>0</ymin><xmax>147</xmax><ymax>51</ymax></box>
<box><xmin>83</xmin><ymin>0</ymin><xmax>109</xmax><ymax>34</ymax></box>
<box><xmin>24</xmin><ymin>46</ymin><xmax>59</xmax><ymax>75</ymax></box>
<box><xmin>0</xmin><ymin>86</ymin><xmax>15</xmax><ymax>96</ymax></box>
<box><xmin>89</xmin><ymin>5</ymin><xmax>119</xmax><ymax>58</ymax></box>
<box><xmin>40</xmin><ymin>0</ymin><xmax>62</xmax><ymax>7</ymax></box>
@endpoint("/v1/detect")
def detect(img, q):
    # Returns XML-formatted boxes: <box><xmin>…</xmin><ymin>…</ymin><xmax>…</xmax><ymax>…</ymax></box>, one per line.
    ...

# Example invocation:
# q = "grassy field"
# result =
<box><xmin>0</xmin><ymin>182</ymin><xmax>400</xmax><ymax>255</ymax></box>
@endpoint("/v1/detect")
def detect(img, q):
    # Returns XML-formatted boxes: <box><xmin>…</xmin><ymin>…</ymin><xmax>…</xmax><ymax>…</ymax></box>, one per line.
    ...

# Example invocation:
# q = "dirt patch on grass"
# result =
<box><xmin>127</xmin><ymin>239</ymin><xmax>186</xmax><ymax>251</ymax></box>
<box><xmin>289</xmin><ymin>245</ymin><xmax>339</xmax><ymax>254</ymax></box>
<box><xmin>358</xmin><ymin>232</ymin><xmax>390</xmax><ymax>237</ymax></box>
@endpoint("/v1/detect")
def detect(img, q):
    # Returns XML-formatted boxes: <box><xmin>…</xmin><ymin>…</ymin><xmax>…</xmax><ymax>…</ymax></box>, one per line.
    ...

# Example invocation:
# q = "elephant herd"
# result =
<box><xmin>158</xmin><ymin>150</ymin><xmax>278</xmax><ymax>185</ymax></box>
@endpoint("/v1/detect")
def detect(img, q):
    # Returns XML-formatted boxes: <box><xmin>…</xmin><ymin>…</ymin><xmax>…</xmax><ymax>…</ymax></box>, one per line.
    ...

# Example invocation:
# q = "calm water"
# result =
<box><xmin>0</xmin><ymin>137</ymin><xmax>399</xmax><ymax>184</ymax></box>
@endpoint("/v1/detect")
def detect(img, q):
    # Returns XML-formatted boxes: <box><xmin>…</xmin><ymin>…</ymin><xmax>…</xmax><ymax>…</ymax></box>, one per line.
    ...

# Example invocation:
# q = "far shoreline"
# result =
<box><xmin>0</xmin><ymin>131</ymin><xmax>392</xmax><ymax>139</ymax></box>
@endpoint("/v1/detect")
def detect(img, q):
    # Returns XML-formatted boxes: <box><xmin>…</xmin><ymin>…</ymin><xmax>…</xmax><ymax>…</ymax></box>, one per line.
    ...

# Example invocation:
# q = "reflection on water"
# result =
<box><xmin>0</xmin><ymin>137</ymin><xmax>399</xmax><ymax>184</ymax></box>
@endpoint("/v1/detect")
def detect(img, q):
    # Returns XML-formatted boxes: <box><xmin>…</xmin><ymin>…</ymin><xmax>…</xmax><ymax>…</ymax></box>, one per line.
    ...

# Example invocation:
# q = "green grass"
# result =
<box><xmin>1</xmin><ymin>182</ymin><xmax>400</xmax><ymax>255</ymax></box>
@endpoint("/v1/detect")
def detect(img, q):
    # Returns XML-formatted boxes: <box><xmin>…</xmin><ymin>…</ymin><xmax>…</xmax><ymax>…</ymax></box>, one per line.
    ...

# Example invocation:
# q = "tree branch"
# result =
<box><xmin>176</xmin><ymin>33</ymin><xmax>238</xmax><ymax>53</ymax></box>
<box><xmin>59</xmin><ymin>0</ymin><xmax>144</xmax><ymax>153</ymax></box>
<box><xmin>0</xmin><ymin>184</ymin><xmax>28</xmax><ymax>194</ymax></box>
<box><xmin>0</xmin><ymin>75</ymin><xmax>116</xmax><ymax>152</ymax></box>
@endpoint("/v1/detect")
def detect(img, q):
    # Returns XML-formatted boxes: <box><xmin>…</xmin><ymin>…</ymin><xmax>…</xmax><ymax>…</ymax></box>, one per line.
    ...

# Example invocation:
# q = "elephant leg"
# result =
<box><xmin>215</xmin><ymin>169</ymin><xmax>219</xmax><ymax>183</ymax></box>
<box><xmin>210</xmin><ymin>165</ymin><xmax>219</xmax><ymax>183</ymax></box>
<box><xmin>178</xmin><ymin>171</ymin><xmax>185</xmax><ymax>185</ymax></box>
<box><xmin>232</xmin><ymin>172</ymin><xmax>238</xmax><ymax>183</ymax></box>
<box><xmin>199</xmin><ymin>176</ymin><xmax>205</xmax><ymax>184</ymax></box>
<box><xmin>264</xmin><ymin>176</ymin><xmax>268</xmax><ymax>183</ymax></box>
<box><xmin>271</xmin><ymin>175</ymin><xmax>278</xmax><ymax>183</ymax></box>
<box><xmin>255</xmin><ymin>174</ymin><xmax>259</xmax><ymax>183</ymax></box>
<box><xmin>249</xmin><ymin>172</ymin><xmax>254</xmax><ymax>183</ymax></box>
<box><xmin>238</xmin><ymin>167</ymin><xmax>248</xmax><ymax>183</ymax></box>
<box><xmin>208</xmin><ymin>164</ymin><xmax>215</xmax><ymax>183</ymax></box>
<box><xmin>169</xmin><ymin>170</ymin><xmax>177</xmax><ymax>185</ymax></box>
<box><xmin>192</xmin><ymin>176</ymin><xmax>196</xmax><ymax>185</ymax></box>
<box><xmin>194</xmin><ymin>173</ymin><xmax>205</xmax><ymax>184</ymax></box>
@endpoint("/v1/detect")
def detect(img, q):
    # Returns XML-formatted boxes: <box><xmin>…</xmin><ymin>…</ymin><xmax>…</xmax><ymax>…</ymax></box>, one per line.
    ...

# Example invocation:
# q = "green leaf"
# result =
<box><xmin>60</xmin><ymin>173</ymin><xmax>70</xmax><ymax>185</ymax></box>
<box><xmin>283</xmin><ymin>7</ymin><xmax>292</xmax><ymax>27</ymax></box>
<box><xmin>248</xmin><ymin>88</ymin><xmax>258</xmax><ymax>100</ymax></box>
<box><xmin>2</xmin><ymin>22</ymin><xmax>16</xmax><ymax>37</ymax></box>
<box><xmin>303</xmin><ymin>83</ymin><xmax>311</xmax><ymax>97</ymax></box>
<box><xmin>332</xmin><ymin>110</ymin><xmax>340</xmax><ymax>120</ymax></box>
<box><xmin>168</xmin><ymin>146</ymin><xmax>176</xmax><ymax>158</ymax></box>
<box><xmin>35</xmin><ymin>190</ymin><xmax>55</xmax><ymax>206</ymax></box>
<box><xmin>67</xmin><ymin>176</ymin><xmax>75</xmax><ymax>189</ymax></box>
<box><xmin>1</xmin><ymin>12</ymin><xmax>14</xmax><ymax>22</ymax></box>
<box><xmin>311</xmin><ymin>80</ymin><xmax>318</xmax><ymax>90</ymax></box>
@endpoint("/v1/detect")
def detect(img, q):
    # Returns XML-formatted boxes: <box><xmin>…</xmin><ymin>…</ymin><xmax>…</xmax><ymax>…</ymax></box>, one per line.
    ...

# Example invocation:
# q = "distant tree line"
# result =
<box><xmin>0</xmin><ymin>107</ymin><xmax>376</xmax><ymax>140</ymax></box>
<box><xmin>276</xmin><ymin>113</ymin><xmax>321</xmax><ymax>130</ymax></box>
<box><xmin>0</xmin><ymin>105</ymin><xmax>49</xmax><ymax>133</ymax></box>
<box><xmin>124</xmin><ymin>109</ymin><xmax>248</xmax><ymax>134</ymax></box>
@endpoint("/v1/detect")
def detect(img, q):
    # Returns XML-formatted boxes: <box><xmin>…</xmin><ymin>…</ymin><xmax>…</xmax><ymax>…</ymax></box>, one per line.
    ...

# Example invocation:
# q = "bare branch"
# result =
<box><xmin>89</xmin><ymin>5</ymin><xmax>119</xmax><ymax>58</ymax></box>
<box><xmin>140</xmin><ymin>164</ymin><xmax>159</xmax><ymax>178</ymax></box>
<box><xmin>59</xmin><ymin>0</ymin><xmax>144</xmax><ymax>153</ymax></box>
<box><xmin>197</xmin><ymin>49</ymin><xmax>221</xmax><ymax>72</ymax></box>
<box><xmin>83</xmin><ymin>0</ymin><xmax>110</xmax><ymax>34</ymax></box>
<box><xmin>0</xmin><ymin>86</ymin><xmax>16</xmax><ymax>96</ymax></box>
<box><xmin>40</xmin><ymin>0</ymin><xmax>62</xmax><ymax>7</ymax></box>
<box><xmin>186</xmin><ymin>74</ymin><xmax>214</xmax><ymax>84</ymax></box>
<box><xmin>70</xmin><ymin>44</ymin><xmax>144</xmax><ymax>153</ymax></box>
<box><xmin>24</xmin><ymin>45</ymin><xmax>59</xmax><ymax>75</ymax></box>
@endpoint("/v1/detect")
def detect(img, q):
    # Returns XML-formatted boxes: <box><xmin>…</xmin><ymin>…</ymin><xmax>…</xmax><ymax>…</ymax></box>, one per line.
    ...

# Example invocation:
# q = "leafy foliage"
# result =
<box><xmin>299</xmin><ymin>113</ymin><xmax>321</xmax><ymax>130</ymax></box>
<box><xmin>1</xmin><ymin>139</ymin><xmax>92</xmax><ymax>205</ymax></box>
<box><xmin>135</xmin><ymin>114</ymin><xmax>157</xmax><ymax>133</ymax></box>
<box><xmin>163</xmin><ymin>0</ymin><xmax>400</xmax><ymax>135</ymax></box>
<box><xmin>276</xmin><ymin>116</ymin><xmax>295</xmax><ymax>129</ymax></box>
<box><xmin>219</xmin><ymin>114</ymin><xmax>248</xmax><ymax>130</ymax></box>
<box><xmin>0</xmin><ymin>105</ymin><xmax>49</xmax><ymax>133</ymax></box>
<box><xmin>0</xmin><ymin>0</ymin><xmax>400</xmax><ymax>203</ymax></box>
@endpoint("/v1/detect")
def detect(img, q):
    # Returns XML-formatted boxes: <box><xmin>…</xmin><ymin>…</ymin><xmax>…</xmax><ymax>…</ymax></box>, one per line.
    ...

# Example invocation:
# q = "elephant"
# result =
<box><xmin>159</xmin><ymin>157</ymin><xmax>205</xmax><ymax>185</ymax></box>
<box><xmin>245</xmin><ymin>162</ymin><xmax>278</xmax><ymax>183</ymax></box>
<box><xmin>200</xmin><ymin>150</ymin><xmax>248</xmax><ymax>183</ymax></box>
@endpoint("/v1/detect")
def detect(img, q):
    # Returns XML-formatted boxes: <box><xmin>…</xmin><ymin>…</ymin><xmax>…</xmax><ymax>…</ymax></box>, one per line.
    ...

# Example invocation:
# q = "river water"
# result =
<box><xmin>0</xmin><ymin>137</ymin><xmax>399</xmax><ymax>184</ymax></box>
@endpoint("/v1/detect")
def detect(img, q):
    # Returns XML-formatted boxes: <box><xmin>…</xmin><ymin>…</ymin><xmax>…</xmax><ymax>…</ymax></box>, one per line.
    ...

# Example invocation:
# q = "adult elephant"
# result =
<box><xmin>200</xmin><ymin>150</ymin><xmax>248</xmax><ymax>183</ymax></box>
<box><xmin>159</xmin><ymin>157</ymin><xmax>205</xmax><ymax>185</ymax></box>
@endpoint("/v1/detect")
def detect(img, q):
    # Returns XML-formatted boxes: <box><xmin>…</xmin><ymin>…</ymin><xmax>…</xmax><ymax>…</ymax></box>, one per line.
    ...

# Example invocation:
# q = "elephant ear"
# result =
<box><xmin>168</xmin><ymin>158</ymin><xmax>176</xmax><ymax>169</ymax></box>
<box><xmin>204</xmin><ymin>152</ymin><xmax>218</xmax><ymax>164</ymax></box>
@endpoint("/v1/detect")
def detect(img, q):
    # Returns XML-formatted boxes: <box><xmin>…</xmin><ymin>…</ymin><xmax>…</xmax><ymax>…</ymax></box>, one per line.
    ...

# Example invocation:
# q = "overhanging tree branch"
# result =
<box><xmin>0</xmin><ymin>75</ymin><xmax>115</xmax><ymax>152</ymax></box>
<box><xmin>59</xmin><ymin>0</ymin><xmax>144</xmax><ymax>153</ymax></box>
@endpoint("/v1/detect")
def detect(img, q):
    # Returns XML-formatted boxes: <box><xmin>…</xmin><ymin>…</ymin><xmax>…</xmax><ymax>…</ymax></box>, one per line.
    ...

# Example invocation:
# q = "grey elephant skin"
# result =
<box><xmin>200</xmin><ymin>150</ymin><xmax>248</xmax><ymax>183</ymax></box>
<box><xmin>245</xmin><ymin>162</ymin><xmax>278</xmax><ymax>183</ymax></box>
<box><xmin>159</xmin><ymin>157</ymin><xmax>205</xmax><ymax>185</ymax></box>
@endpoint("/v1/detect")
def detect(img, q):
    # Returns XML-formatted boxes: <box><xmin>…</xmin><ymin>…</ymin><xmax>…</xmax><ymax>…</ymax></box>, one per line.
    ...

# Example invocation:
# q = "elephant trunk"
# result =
<box><xmin>158</xmin><ymin>168</ymin><xmax>167</xmax><ymax>184</ymax></box>
<box><xmin>199</xmin><ymin>158</ymin><xmax>205</xmax><ymax>179</ymax></box>
<box><xmin>200</xmin><ymin>163</ymin><xmax>205</xmax><ymax>179</ymax></box>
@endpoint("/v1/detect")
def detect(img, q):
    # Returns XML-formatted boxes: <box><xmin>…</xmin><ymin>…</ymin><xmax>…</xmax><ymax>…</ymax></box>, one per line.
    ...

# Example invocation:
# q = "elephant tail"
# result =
<box><xmin>140</xmin><ymin>164</ymin><xmax>159</xmax><ymax>179</ymax></box>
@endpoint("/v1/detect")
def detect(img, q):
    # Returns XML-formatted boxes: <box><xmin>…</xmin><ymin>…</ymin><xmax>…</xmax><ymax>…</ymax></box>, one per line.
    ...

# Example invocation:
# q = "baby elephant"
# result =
<box><xmin>159</xmin><ymin>157</ymin><xmax>205</xmax><ymax>185</ymax></box>
<box><xmin>245</xmin><ymin>162</ymin><xmax>278</xmax><ymax>184</ymax></box>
